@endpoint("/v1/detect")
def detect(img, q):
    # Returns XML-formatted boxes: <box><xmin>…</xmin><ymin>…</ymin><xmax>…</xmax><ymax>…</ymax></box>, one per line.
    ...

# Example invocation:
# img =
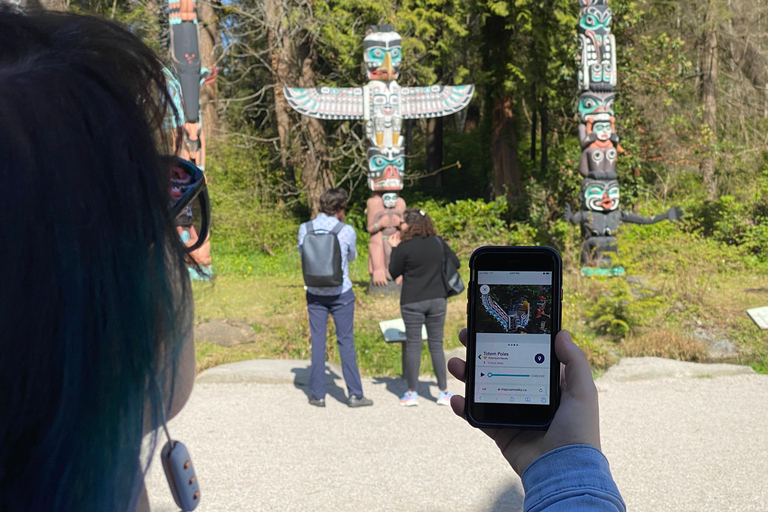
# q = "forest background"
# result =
<box><xmin>41</xmin><ymin>0</ymin><xmax>768</xmax><ymax>376</ymax></box>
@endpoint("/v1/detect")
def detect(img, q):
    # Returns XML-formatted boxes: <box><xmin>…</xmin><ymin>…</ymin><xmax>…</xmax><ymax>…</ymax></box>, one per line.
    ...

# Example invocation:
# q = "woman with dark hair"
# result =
<box><xmin>0</xmin><ymin>7</ymin><xmax>200</xmax><ymax>511</ymax></box>
<box><xmin>388</xmin><ymin>208</ymin><xmax>460</xmax><ymax>406</ymax></box>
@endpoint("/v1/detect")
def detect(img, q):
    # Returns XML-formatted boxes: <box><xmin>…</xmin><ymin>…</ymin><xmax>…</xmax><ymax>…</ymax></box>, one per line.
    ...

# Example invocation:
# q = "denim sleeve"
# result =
<box><xmin>522</xmin><ymin>445</ymin><xmax>626</xmax><ymax>512</ymax></box>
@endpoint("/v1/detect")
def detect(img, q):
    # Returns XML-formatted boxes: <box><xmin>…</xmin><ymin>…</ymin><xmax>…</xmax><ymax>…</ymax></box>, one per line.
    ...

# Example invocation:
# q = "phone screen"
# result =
<box><xmin>474</xmin><ymin>271</ymin><xmax>554</xmax><ymax>405</ymax></box>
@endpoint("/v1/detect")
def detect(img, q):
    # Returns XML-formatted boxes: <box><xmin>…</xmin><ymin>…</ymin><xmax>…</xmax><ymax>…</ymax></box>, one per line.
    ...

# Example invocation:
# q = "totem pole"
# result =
<box><xmin>284</xmin><ymin>25</ymin><xmax>474</xmax><ymax>292</ymax></box>
<box><xmin>566</xmin><ymin>0</ymin><xmax>682</xmax><ymax>276</ymax></box>
<box><xmin>168</xmin><ymin>0</ymin><xmax>216</xmax><ymax>278</ymax></box>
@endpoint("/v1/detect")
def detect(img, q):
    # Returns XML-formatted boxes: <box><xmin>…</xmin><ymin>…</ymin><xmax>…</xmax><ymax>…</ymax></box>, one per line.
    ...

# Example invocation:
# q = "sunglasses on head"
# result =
<box><xmin>166</xmin><ymin>156</ymin><xmax>211</xmax><ymax>253</ymax></box>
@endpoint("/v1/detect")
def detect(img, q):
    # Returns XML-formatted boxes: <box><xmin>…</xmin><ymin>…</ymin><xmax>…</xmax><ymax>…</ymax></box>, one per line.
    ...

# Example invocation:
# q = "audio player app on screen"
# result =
<box><xmin>474</xmin><ymin>271</ymin><xmax>553</xmax><ymax>405</ymax></box>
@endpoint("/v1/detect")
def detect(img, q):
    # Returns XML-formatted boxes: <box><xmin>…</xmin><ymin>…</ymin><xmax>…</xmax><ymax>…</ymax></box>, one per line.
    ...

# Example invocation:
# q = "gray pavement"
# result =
<box><xmin>145</xmin><ymin>356</ymin><xmax>768</xmax><ymax>511</ymax></box>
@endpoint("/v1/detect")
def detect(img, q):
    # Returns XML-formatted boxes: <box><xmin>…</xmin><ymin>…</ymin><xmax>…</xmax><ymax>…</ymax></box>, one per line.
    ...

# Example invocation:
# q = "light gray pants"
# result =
<box><xmin>400</xmin><ymin>297</ymin><xmax>448</xmax><ymax>392</ymax></box>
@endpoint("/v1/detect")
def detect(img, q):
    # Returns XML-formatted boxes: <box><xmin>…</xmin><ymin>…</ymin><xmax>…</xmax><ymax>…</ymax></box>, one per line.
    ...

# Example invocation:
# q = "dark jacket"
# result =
<box><xmin>389</xmin><ymin>235</ymin><xmax>460</xmax><ymax>305</ymax></box>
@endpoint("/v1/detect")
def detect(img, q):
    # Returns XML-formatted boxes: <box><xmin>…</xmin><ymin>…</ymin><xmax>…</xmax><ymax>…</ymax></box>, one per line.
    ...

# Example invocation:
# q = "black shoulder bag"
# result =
<box><xmin>435</xmin><ymin>237</ymin><xmax>465</xmax><ymax>297</ymax></box>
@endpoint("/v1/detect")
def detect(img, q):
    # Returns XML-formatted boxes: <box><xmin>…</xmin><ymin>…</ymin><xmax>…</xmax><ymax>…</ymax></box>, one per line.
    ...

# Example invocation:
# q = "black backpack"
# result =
<box><xmin>300</xmin><ymin>221</ymin><xmax>345</xmax><ymax>287</ymax></box>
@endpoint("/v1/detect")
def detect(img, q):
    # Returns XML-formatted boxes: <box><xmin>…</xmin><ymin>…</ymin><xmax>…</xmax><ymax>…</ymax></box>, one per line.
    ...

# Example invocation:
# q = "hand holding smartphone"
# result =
<box><xmin>447</xmin><ymin>328</ymin><xmax>602</xmax><ymax>477</ymax></box>
<box><xmin>465</xmin><ymin>246</ymin><xmax>562</xmax><ymax>429</ymax></box>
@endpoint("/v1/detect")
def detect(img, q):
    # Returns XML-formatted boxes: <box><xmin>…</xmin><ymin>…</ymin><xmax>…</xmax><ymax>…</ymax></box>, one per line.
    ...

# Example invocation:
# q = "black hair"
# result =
<box><xmin>0</xmin><ymin>7</ymin><xmax>190</xmax><ymax>511</ymax></box>
<box><xmin>319</xmin><ymin>188</ymin><xmax>349</xmax><ymax>215</ymax></box>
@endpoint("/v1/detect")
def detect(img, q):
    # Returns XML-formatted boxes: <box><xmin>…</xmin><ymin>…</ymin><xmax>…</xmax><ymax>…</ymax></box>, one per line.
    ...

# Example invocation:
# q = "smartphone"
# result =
<box><xmin>465</xmin><ymin>246</ymin><xmax>562</xmax><ymax>429</ymax></box>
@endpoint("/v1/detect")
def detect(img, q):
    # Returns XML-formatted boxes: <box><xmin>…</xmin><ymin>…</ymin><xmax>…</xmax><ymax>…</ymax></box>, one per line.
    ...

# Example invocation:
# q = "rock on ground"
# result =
<box><xmin>194</xmin><ymin>319</ymin><xmax>257</xmax><ymax>347</ymax></box>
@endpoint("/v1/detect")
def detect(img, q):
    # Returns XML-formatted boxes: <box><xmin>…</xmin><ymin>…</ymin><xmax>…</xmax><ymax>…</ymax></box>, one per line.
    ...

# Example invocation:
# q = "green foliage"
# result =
<box><xmin>438</xmin><ymin>123</ymin><xmax>494</xmax><ymax>200</ymax></box>
<box><xmin>411</xmin><ymin>197</ymin><xmax>537</xmax><ymax>254</ymax></box>
<box><xmin>685</xmin><ymin>174</ymin><xmax>768</xmax><ymax>263</ymax></box>
<box><xmin>584</xmin><ymin>276</ymin><xmax>667</xmax><ymax>341</ymax></box>
<box><xmin>206</xmin><ymin>141</ymin><xmax>301</xmax><ymax>257</ymax></box>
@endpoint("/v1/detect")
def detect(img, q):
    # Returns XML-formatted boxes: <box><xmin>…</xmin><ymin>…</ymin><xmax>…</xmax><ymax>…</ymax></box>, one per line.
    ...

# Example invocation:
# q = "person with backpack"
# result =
<box><xmin>298</xmin><ymin>188</ymin><xmax>373</xmax><ymax>408</ymax></box>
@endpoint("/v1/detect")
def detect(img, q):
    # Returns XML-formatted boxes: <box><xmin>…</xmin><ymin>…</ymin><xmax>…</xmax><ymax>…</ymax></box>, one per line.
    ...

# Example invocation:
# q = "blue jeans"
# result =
<box><xmin>306</xmin><ymin>289</ymin><xmax>363</xmax><ymax>400</ymax></box>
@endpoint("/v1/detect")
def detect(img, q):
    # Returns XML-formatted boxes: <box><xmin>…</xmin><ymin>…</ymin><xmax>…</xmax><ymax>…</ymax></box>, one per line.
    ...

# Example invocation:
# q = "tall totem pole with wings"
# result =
<box><xmin>168</xmin><ymin>0</ymin><xmax>216</xmax><ymax>277</ymax></box>
<box><xmin>284</xmin><ymin>25</ymin><xmax>474</xmax><ymax>292</ymax></box>
<box><xmin>565</xmin><ymin>0</ymin><xmax>682</xmax><ymax>276</ymax></box>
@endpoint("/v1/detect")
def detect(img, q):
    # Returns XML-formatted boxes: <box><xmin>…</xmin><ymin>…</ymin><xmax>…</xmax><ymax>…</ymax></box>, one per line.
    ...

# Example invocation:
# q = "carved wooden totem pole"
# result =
<box><xmin>284</xmin><ymin>25</ymin><xmax>474</xmax><ymax>292</ymax></box>
<box><xmin>168</xmin><ymin>0</ymin><xmax>216</xmax><ymax>278</ymax></box>
<box><xmin>565</xmin><ymin>0</ymin><xmax>682</xmax><ymax>275</ymax></box>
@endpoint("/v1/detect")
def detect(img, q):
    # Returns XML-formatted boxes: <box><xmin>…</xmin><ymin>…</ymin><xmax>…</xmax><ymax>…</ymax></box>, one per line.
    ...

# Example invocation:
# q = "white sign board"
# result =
<box><xmin>379</xmin><ymin>318</ymin><xmax>428</xmax><ymax>343</ymax></box>
<box><xmin>747</xmin><ymin>306</ymin><xmax>768</xmax><ymax>330</ymax></box>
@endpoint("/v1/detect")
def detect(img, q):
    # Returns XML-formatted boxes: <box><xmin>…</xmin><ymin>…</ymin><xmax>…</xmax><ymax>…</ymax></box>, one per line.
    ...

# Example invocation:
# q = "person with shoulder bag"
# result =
<box><xmin>298</xmin><ymin>188</ymin><xmax>373</xmax><ymax>408</ymax></box>
<box><xmin>388</xmin><ymin>208</ymin><xmax>461</xmax><ymax>407</ymax></box>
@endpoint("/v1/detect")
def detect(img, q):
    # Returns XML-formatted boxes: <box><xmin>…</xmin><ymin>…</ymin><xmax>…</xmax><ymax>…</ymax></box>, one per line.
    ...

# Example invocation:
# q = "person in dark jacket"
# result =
<box><xmin>388</xmin><ymin>208</ymin><xmax>460</xmax><ymax>406</ymax></box>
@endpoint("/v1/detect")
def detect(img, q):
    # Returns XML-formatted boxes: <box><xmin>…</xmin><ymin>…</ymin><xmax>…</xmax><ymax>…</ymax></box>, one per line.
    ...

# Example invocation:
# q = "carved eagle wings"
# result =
<box><xmin>282</xmin><ymin>86</ymin><xmax>365</xmax><ymax>120</ymax></box>
<box><xmin>283</xmin><ymin>84</ymin><xmax>475</xmax><ymax>120</ymax></box>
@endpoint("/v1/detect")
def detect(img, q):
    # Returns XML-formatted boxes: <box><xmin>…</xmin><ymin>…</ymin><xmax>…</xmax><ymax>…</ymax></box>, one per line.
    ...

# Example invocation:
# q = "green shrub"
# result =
<box><xmin>206</xmin><ymin>140</ymin><xmax>301</xmax><ymax>257</ymax></box>
<box><xmin>584</xmin><ymin>276</ymin><xmax>667</xmax><ymax>342</ymax></box>
<box><xmin>412</xmin><ymin>197</ymin><xmax>537</xmax><ymax>254</ymax></box>
<box><xmin>686</xmin><ymin>173</ymin><xmax>768</xmax><ymax>262</ymax></box>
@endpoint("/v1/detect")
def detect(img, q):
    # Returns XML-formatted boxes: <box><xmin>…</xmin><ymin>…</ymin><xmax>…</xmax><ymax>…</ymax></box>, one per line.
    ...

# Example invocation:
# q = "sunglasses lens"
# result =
<box><xmin>189</xmin><ymin>194</ymin><xmax>205</xmax><ymax>248</ymax></box>
<box><xmin>169</xmin><ymin>158</ymin><xmax>208</xmax><ymax>253</ymax></box>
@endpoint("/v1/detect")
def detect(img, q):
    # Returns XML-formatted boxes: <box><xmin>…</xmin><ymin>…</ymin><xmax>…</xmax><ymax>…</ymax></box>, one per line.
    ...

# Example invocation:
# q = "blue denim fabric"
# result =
<box><xmin>522</xmin><ymin>445</ymin><xmax>626</xmax><ymax>512</ymax></box>
<box><xmin>297</xmin><ymin>213</ymin><xmax>357</xmax><ymax>296</ymax></box>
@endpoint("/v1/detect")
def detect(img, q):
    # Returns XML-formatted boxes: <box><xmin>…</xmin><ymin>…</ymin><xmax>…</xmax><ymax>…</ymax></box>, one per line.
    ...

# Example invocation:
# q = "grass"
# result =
<box><xmin>191</xmin><ymin>246</ymin><xmax>468</xmax><ymax>377</ymax></box>
<box><xmin>618</xmin><ymin>328</ymin><xmax>708</xmax><ymax>362</ymax></box>
<box><xmin>191</xmin><ymin>217</ymin><xmax>768</xmax><ymax>377</ymax></box>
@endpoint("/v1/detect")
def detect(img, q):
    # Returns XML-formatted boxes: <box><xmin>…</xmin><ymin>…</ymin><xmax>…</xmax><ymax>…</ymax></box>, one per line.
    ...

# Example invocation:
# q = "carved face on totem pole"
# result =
<box><xmin>510</xmin><ymin>298</ymin><xmax>530</xmax><ymax>332</ymax></box>
<box><xmin>364</xmin><ymin>25</ymin><xmax>402</xmax><ymax>82</ymax></box>
<box><xmin>382</xmin><ymin>192</ymin><xmax>399</xmax><ymax>209</ymax></box>
<box><xmin>366</xmin><ymin>81</ymin><xmax>403</xmax><ymax>148</ymax></box>
<box><xmin>594</xmin><ymin>120</ymin><xmax>614</xmax><ymax>141</ymax></box>
<box><xmin>578</xmin><ymin>92</ymin><xmax>616</xmax><ymax>142</ymax></box>
<box><xmin>367</xmin><ymin>146</ymin><xmax>404</xmax><ymax>191</ymax></box>
<box><xmin>580</xmin><ymin>178</ymin><xmax>620</xmax><ymax>212</ymax></box>
<box><xmin>577</xmin><ymin>0</ymin><xmax>616</xmax><ymax>91</ymax></box>
<box><xmin>578</xmin><ymin>91</ymin><xmax>613</xmax><ymax>123</ymax></box>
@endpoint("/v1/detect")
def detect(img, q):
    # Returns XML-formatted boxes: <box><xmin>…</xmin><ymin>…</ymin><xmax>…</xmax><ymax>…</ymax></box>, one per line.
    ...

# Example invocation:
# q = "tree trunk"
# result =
<box><xmin>297</xmin><ymin>42</ymin><xmax>332</xmax><ymax>215</ymax></box>
<box><xmin>490</xmin><ymin>95</ymin><xmax>521</xmax><ymax>199</ymax></box>
<box><xmin>530</xmin><ymin>83</ymin><xmax>537</xmax><ymax>163</ymax></box>
<box><xmin>426</xmin><ymin>50</ymin><xmax>444</xmax><ymax>189</ymax></box>
<box><xmin>700</xmin><ymin>3</ymin><xmax>719</xmax><ymax>200</ymax></box>
<box><xmin>37</xmin><ymin>0</ymin><xmax>66</xmax><ymax>9</ymax></box>
<box><xmin>764</xmin><ymin>83</ymin><xmax>768</xmax><ymax>119</ymax></box>
<box><xmin>540</xmin><ymin>104</ymin><xmax>548</xmax><ymax>174</ymax></box>
<box><xmin>425</xmin><ymin>117</ymin><xmax>443</xmax><ymax>189</ymax></box>
<box><xmin>264</xmin><ymin>0</ymin><xmax>330</xmax><ymax>215</ymax></box>
<box><xmin>198</xmin><ymin>0</ymin><xmax>221</xmax><ymax>142</ymax></box>
<box><xmin>405</xmin><ymin>119</ymin><xmax>414</xmax><ymax>158</ymax></box>
<box><xmin>265</xmin><ymin>0</ymin><xmax>297</xmax><ymax>195</ymax></box>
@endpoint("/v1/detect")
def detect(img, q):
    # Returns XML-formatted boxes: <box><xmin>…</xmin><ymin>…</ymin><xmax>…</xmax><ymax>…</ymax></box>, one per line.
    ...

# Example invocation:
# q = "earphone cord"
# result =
<box><xmin>152</xmin><ymin>375</ymin><xmax>174</xmax><ymax>445</ymax></box>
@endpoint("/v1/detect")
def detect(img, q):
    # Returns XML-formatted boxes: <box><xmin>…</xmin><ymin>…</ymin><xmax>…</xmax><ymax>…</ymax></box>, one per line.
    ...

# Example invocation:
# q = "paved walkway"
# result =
<box><xmin>145</xmin><ymin>356</ymin><xmax>768</xmax><ymax>511</ymax></box>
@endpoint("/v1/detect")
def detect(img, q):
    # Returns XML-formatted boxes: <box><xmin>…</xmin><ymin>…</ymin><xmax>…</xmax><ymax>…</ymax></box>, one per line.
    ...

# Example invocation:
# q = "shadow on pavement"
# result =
<box><xmin>372</xmin><ymin>376</ymin><xmax>441</xmax><ymax>403</ymax></box>
<box><xmin>291</xmin><ymin>365</ymin><xmax>349</xmax><ymax>404</ymax></box>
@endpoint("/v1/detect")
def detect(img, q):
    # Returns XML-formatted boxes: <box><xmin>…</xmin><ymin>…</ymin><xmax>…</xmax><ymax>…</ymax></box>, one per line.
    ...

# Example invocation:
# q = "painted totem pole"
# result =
<box><xmin>565</xmin><ymin>0</ymin><xmax>682</xmax><ymax>275</ymax></box>
<box><xmin>168</xmin><ymin>0</ymin><xmax>216</xmax><ymax>277</ymax></box>
<box><xmin>284</xmin><ymin>25</ymin><xmax>474</xmax><ymax>291</ymax></box>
